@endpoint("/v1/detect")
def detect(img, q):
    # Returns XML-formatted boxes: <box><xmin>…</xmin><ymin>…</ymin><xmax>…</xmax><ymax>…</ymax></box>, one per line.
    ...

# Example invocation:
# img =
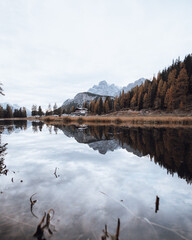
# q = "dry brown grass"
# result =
<box><xmin>40</xmin><ymin>115</ymin><xmax>192</xmax><ymax>127</ymax></box>
<box><xmin>2</xmin><ymin>115</ymin><xmax>192</xmax><ymax>127</ymax></box>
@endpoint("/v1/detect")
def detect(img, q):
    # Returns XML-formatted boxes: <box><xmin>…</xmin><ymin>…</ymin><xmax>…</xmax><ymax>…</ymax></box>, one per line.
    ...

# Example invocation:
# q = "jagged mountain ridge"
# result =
<box><xmin>88</xmin><ymin>78</ymin><xmax>146</xmax><ymax>96</ymax></box>
<box><xmin>62</xmin><ymin>92</ymin><xmax>114</xmax><ymax>109</ymax></box>
<box><xmin>88</xmin><ymin>80</ymin><xmax>120</xmax><ymax>97</ymax></box>
<box><xmin>62</xmin><ymin>78</ymin><xmax>146</xmax><ymax>109</ymax></box>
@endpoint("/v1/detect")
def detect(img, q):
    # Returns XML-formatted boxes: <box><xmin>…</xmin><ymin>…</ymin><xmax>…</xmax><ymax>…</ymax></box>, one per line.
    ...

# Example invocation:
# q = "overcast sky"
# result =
<box><xmin>0</xmin><ymin>0</ymin><xmax>192</xmax><ymax>110</ymax></box>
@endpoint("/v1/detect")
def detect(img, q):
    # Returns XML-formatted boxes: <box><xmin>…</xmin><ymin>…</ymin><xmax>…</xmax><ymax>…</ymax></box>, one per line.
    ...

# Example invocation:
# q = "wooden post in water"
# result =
<box><xmin>115</xmin><ymin>218</ymin><xmax>120</xmax><ymax>239</ymax></box>
<box><xmin>155</xmin><ymin>196</ymin><xmax>160</xmax><ymax>213</ymax></box>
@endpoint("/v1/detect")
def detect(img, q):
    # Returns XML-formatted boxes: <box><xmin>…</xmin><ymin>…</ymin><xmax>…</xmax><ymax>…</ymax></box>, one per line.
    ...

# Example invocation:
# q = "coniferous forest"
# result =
<box><xmin>0</xmin><ymin>105</ymin><xmax>27</xmax><ymax>118</ymax></box>
<box><xmin>86</xmin><ymin>54</ymin><xmax>192</xmax><ymax>114</ymax></box>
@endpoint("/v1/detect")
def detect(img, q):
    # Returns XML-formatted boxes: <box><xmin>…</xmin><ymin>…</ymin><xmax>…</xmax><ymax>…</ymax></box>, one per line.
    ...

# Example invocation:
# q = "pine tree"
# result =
<box><xmin>168</xmin><ymin>69</ymin><xmax>177</xmax><ymax>87</ymax></box>
<box><xmin>164</xmin><ymin>86</ymin><xmax>175</xmax><ymax>110</ymax></box>
<box><xmin>175</xmin><ymin>67</ymin><xmax>189</xmax><ymax>109</ymax></box>
<box><xmin>0</xmin><ymin>106</ymin><xmax>4</xmax><ymax>118</ymax></box>
<box><xmin>137</xmin><ymin>85</ymin><xmax>144</xmax><ymax>110</ymax></box>
<box><xmin>98</xmin><ymin>97</ymin><xmax>103</xmax><ymax>115</ymax></box>
<box><xmin>6</xmin><ymin>105</ymin><xmax>13</xmax><ymax>118</ymax></box>
<box><xmin>38</xmin><ymin>106</ymin><xmax>43</xmax><ymax>116</ymax></box>
<box><xmin>114</xmin><ymin>96</ymin><xmax>120</xmax><ymax>111</ymax></box>
<box><xmin>119</xmin><ymin>90</ymin><xmax>125</xmax><ymax>109</ymax></box>
<box><xmin>104</xmin><ymin>99</ymin><xmax>110</xmax><ymax>113</ymax></box>
<box><xmin>31</xmin><ymin>105</ymin><xmax>37</xmax><ymax>116</ymax></box>
<box><xmin>130</xmin><ymin>86</ymin><xmax>139</xmax><ymax>109</ymax></box>
<box><xmin>154</xmin><ymin>79</ymin><xmax>163</xmax><ymax>109</ymax></box>
<box><xmin>124</xmin><ymin>92</ymin><xmax>131</xmax><ymax>108</ymax></box>
<box><xmin>22</xmin><ymin>107</ymin><xmax>27</xmax><ymax>117</ymax></box>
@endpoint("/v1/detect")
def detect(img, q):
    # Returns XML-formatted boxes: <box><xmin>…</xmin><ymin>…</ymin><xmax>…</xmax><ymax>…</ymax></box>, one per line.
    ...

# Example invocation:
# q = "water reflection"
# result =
<box><xmin>0</xmin><ymin>139</ymin><xmax>8</xmax><ymax>176</ymax></box>
<box><xmin>1</xmin><ymin>121</ymin><xmax>192</xmax><ymax>183</ymax></box>
<box><xmin>32</xmin><ymin>121</ymin><xmax>44</xmax><ymax>133</ymax></box>
<box><xmin>54</xmin><ymin>125</ymin><xmax>192</xmax><ymax>183</ymax></box>
<box><xmin>0</xmin><ymin>121</ymin><xmax>192</xmax><ymax>239</ymax></box>
<box><xmin>0</xmin><ymin>120</ymin><xmax>28</xmax><ymax>134</ymax></box>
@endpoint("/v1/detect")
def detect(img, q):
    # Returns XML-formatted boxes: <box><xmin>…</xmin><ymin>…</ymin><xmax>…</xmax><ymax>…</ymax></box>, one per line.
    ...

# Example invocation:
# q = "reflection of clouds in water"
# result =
<box><xmin>1</xmin><ymin>127</ymin><xmax>192</xmax><ymax>239</ymax></box>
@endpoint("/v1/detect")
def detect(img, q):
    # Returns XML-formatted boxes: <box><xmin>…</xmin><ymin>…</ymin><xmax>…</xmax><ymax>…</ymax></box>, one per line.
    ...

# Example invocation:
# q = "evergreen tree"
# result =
<box><xmin>137</xmin><ymin>85</ymin><xmax>144</xmax><ymax>110</ymax></box>
<box><xmin>0</xmin><ymin>106</ymin><xmax>4</xmax><ymax>118</ymax></box>
<box><xmin>31</xmin><ymin>105</ymin><xmax>37</xmax><ymax>116</ymax></box>
<box><xmin>175</xmin><ymin>67</ymin><xmax>189</xmax><ymax>109</ymax></box>
<box><xmin>104</xmin><ymin>99</ymin><xmax>110</xmax><ymax>113</ymax></box>
<box><xmin>124</xmin><ymin>92</ymin><xmax>131</xmax><ymax>108</ymax></box>
<box><xmin>164</xmin><ymin>86</ymin><xmax>175</xmax><ymax>110</ymax></box>
<box><xmin>154</xmin><ymin>79</ymin><xmax>163</xmax><ymax>109</ymax></box>
<box><xmin>119</xmin><ymin>90</ymin><xmax>125</xmax><ymax>109</ymax></box>
<box><xmin>114</xmin><ymin>96</ymin><xmax>120</xmax><ymax>111</ymax></box>
<box><xmin>6</xmin><ymin>105</ymin><xmax>13</xmax><ymax>118</ymax></box>
<box><xmin>38</xmin><ymin>106</ymin><xmax>44</xmax><ymax>116</ymax></box>
<box><xmin>98</xmin><ymin>97</ymin><xmax>103</xmax><ymax>115</ymax></box>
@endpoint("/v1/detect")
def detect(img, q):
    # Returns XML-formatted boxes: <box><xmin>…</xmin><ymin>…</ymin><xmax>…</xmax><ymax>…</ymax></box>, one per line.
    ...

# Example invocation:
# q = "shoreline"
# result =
<box><xmin>1</xmin><ymin>113</ymin><xmax>192</xmax><ymax>127</ymax></box>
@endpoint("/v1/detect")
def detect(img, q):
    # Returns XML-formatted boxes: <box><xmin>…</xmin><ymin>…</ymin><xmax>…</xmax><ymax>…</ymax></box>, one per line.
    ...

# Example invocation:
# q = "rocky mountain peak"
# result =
<box><xmin>88</xmin><ymin>80</ymin><xmax>120</xmax><ymax>97</ymax></box>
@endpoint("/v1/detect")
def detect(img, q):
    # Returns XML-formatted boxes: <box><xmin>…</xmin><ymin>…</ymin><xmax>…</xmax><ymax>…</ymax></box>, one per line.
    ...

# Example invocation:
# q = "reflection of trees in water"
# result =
<box><xmin>0</xmin><ymin>120</ymin><xmax>28</xmax><ymax>134</ymax></box>
<box><xmin>0</xmin><ymin>135</ymin><xmax>8</xmax><ymax>176</ymax></box>
<box><xmin>1</xmin><ymin>120</ymin><xmax>192</xmax><ymax>183</ymax></box>
<box><xmin>111</xmin><ymin>126</ymin><xmax>192</xmax><ymax>183</ymax></box>
<box><xmin>118</xmin><ymin>127</ymin><xmax>192</xmax><ymax>183</ymax></box>
<box><xmin>32</xmin><ymin>121</ymin><xmax>44</xmax><ymax>133</ymax></box>
<box><xmin>0</xmin><ymin>120</ymin><xmax>28</xmax><ymax>176</ymax></box>
<box><xmin>56</xmin><ymin>125</ymin><xmax>192</xmax><ymax>183</ymax></box>
<box><xmin>124</xmin><ymin>127</ymin><xmax>192</xmax><ymax>183</ymax></box>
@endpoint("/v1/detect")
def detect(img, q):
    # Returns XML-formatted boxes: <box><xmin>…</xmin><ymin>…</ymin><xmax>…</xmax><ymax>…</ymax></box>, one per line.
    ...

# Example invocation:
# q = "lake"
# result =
<box><xmin>0</xmin><ymin>120</ymin><xmax>192</xmax><ymax>240</ymax></box>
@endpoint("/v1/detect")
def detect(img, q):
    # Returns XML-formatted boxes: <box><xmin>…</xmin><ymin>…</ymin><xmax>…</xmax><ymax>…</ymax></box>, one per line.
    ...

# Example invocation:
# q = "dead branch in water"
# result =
<box><xmin>30</xmin><ymin>193</ymin><xmax>38</xmax><ymax>218</ymax></box>
<box><xmin>33</xmin><ymin>209</ymin><xmax>55</xmax><ymax>239</ymax></box>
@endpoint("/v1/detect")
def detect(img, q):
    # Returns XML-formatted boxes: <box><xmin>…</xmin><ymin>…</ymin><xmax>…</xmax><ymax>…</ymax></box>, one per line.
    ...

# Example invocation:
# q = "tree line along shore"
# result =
<box><xmin>1</xmin><ymin>54</ymin><xmax>192</xmax><ymax>124</ymax></box>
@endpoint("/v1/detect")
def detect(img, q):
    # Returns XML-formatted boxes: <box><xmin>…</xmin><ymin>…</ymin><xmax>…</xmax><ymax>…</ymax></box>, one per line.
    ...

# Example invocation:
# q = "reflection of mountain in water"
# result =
<box><xmin>57</xmin><ymin>125</ymin><xmax>143</xmax><ymax>156</ymax></box>
<box><xmin>1</xmin><ymin>120</ymin><xmax>192</xmax><ymax>183</ymax></box>
<box><xmin>56</xmin><ymin>125</ymin><xmax>192</xmax><ymax>183</ymax></box>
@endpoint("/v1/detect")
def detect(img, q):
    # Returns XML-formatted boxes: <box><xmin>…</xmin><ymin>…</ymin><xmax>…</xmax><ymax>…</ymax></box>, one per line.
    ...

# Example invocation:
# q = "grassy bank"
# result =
<box><xmin>1</xmin><ymin>112</ymin><xmax>192</xmax><ymax>127</ymax></box>
<box><xmin>40</xmin><ymin>115</ymin><xmax>192</xmax><ymax>126</ymax></box>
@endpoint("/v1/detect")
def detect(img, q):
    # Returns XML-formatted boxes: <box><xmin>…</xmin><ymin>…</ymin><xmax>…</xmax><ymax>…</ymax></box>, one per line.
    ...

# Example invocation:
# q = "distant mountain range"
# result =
<box><xmin>88</xmin><ymin>78</ymin><xmax>146</xmax><ymax>97</ymax></box>
<box><xmin>0</xmin><ymin>102</ymin><xmax>31</xmax><ymax>116</ymax></box>
<box><xmin>62</xmin><ymin>78</ymin><xmax>146</xmax><ymax>109</ymax></box>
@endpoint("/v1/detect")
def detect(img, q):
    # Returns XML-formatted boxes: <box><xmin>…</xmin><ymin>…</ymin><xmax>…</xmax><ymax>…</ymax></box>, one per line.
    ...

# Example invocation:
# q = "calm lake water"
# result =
<box><xmin>0</xmin><ymin>120</ymin><xmax>192</xmax><ymax>240</ymax></box>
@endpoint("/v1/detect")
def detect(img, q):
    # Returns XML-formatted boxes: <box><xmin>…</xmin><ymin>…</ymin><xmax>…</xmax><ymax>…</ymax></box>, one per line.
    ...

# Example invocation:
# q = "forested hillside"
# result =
<box><xmin>87</xmin><ymin>54</ymin><xmax>192</xmax><ymax>114</ymax></box>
